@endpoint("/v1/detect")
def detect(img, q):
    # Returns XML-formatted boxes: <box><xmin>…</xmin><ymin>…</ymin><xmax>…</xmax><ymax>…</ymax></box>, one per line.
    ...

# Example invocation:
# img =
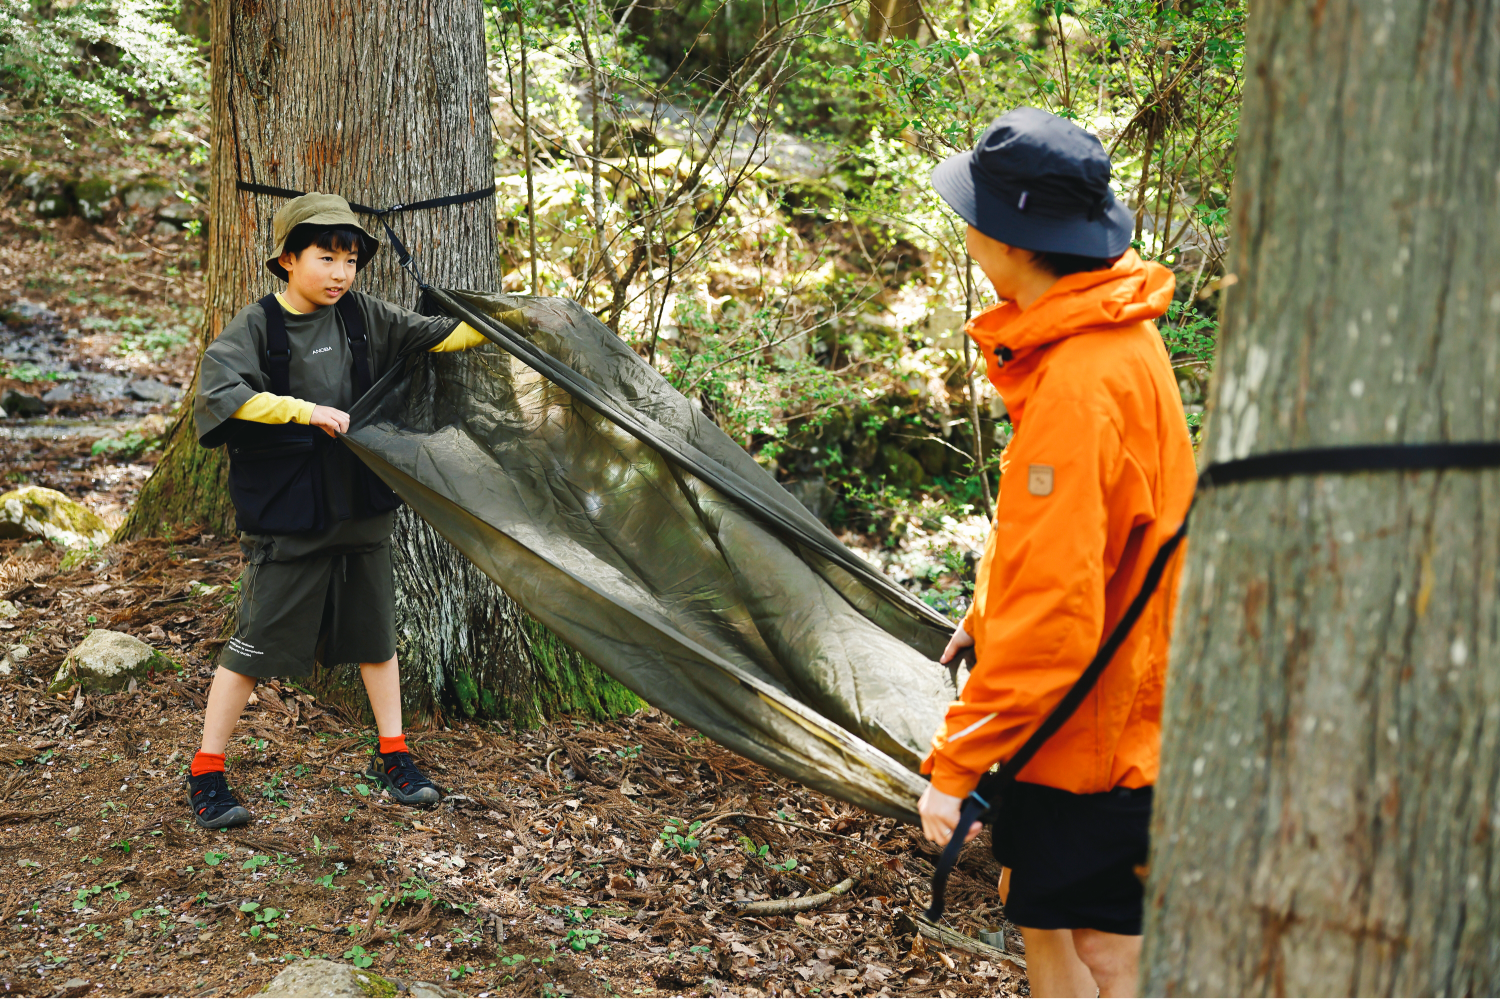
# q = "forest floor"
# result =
<box><xmin>0</xmin><ymin>173</ymin><xmax>1024</xmax><ymax>999</ymax></box>
<box><xmin>0</xmin><ymin>531</ymin><xmax>1020</xmax><ymax>999</ymax></box>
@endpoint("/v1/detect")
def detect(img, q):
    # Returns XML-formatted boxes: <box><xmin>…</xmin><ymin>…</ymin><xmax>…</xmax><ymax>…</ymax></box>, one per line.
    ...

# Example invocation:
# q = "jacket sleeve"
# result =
<box><xmin>923</xmin><ymin>385</ymin><xmax>1139</xmax><ymax>797</ymax></box>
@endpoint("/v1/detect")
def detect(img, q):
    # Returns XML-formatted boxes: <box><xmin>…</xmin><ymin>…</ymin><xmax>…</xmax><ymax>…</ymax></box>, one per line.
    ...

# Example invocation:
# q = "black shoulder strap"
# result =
<box><xmin>258</xmin><ymin>294</ymin><xmax>291</xmax><ymax>396</ymax></box>
<box><xmin>336</xmin><ymin>293</ymin><xmax>373</xmax><ymax>399</ymax></box>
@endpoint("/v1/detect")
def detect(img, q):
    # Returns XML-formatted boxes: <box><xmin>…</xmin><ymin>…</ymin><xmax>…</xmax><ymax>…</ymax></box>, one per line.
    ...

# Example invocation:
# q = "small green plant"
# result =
<box><xmin>111</xmin><ymin>838</ymin><xmax>132</xmax><ymax>854</ymax></box>
<box><xmin>90</xmin><ymin>430</ymin><xmax>159</xmax><ymax>459</ymax></box>
<box><xmin>660</xmin><ymin>818</ymin><xmax>702</xmax><ymax>854</ymax></box>
<box><xmin>565</xmin><ymin>926</ymin><xmax>602</xmax><ymax>952</ymax></box>
<box><xmin>313</xmin><ymin>873</ymin><xmax>341</xmax><ymax>890</ymax></box>
<box><xmin>615</xmin><ymin>745</ymin><xmax>641</xmax><ymax>760</ymax></box>
<box><xmin>355</xmin><ymin>783</ymin><xmax>372</xmax><ymax>797</ymax></box>
<box><xmin>242</xmin><ymin>854</ymin><xmax>270</xmax><ymax>871</ymax></box>
<box><xmin>203</xmin><ymin>850</ymin><xmax>227</xmax><ymax>867</ymax></box>
<box><xmin>343</xmin><ymin>944</ymin><xmax>374</xmax><ymax>968</ymax></box>
<box><xmin>739</xmin><ymin>835</ymin><xmax>770</xmax><ymax>859</ymax></box>
<box><xmin>240</xmin><ymin>901</ymin><xmax>283</xmax><ymax>940</ymax></box>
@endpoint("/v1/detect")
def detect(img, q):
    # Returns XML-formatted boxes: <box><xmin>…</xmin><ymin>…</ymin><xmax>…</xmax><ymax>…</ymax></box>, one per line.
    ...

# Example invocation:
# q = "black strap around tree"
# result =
<box><xmin>238</xmin><ymin>179</ymin><xmax>496</xmax><ymax>289</ymax></box>
<box><xmin>922</xmin><ymin>439</ymin><xmax>1500</xmax><ymax>925</ymax></box>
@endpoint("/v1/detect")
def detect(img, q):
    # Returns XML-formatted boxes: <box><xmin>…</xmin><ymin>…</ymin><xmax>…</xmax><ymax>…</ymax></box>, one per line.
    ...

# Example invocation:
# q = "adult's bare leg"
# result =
<box><xmin>1001</xmin><ymin>869</ymin><xmax>1099</xmax><ymax>998</ymax></box>
<box><xmin>1071</xmin><ymin>928</ymin><xmax>1141</xmax><ymax>998</ymax></box>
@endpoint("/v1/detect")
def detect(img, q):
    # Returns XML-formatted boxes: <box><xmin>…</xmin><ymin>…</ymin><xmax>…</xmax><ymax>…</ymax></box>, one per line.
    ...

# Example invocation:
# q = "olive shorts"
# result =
<box><xmin>220</xmin><ymin>544</ymin><xmax>396</xmax><ymax>678</ymax></box>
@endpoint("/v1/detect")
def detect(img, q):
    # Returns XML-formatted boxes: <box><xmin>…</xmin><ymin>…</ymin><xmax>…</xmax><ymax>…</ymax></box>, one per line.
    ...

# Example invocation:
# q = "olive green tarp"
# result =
<box><xmin>343</xmin><ymin>288</ymin><xmax>965</xmax><ymax>822</ymax></box>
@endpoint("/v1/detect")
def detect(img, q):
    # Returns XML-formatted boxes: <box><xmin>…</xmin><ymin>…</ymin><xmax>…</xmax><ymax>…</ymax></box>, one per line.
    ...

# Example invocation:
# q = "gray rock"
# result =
<box><xmin>41</xmin><ymin>383</ymin><xmax>75</xmax><ymax>404</ymax></box>
<box><xmin>1</xmin><ymin>389</ymin><xmax>44</xmax><ymax>417</ymax></box>
<box><xmin>261</xmin><ymin>960</ymin><xmax>465</xmax><ymax>996</ymax></box>
<box><xmin>48</xmin><ymin>629</ymin><xmax>175</xmax><ymax>694</ymax></box>
<box><xmin>0</xmin><ymin>601</ymin><xmax>17</xmax><ymax>620</ymax></box>
<box><xmin>784</xmin><ymin>476</ymin><xmax>835</xmax><ymax>522</ymax></box>
<box><xmin>5</xmin><ymin>299</ymin><xmax>58</xmax><ymax>324</ymax></box>
<box><xmin>126</xmin><ymin>378</ymin><xmax>177</xmax><ymax>403</ymax></box>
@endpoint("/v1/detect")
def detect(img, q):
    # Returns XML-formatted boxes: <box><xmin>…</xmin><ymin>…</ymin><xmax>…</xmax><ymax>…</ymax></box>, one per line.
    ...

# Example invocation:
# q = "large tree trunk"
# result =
<box><xmin>118</xmin><ymin>0</ymin><xmax>631</xmax><ymax>725</ymax></box>
<box><xmin>1143</xmin><ymin>2</ymin><xmax>1500</xmax><ymax>995</ymax></box>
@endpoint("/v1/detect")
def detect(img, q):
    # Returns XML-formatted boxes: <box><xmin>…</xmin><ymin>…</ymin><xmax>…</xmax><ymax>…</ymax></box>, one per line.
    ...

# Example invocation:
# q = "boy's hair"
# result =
<box><xmin>282</xmin><ymin>223</ymin><xmax>366</xmax><ymax>263</ymax></box>
<box><xmin>1031</xmin><ymin>249</ymin><xmax>1120</xmax><ymax>278</ymax></box>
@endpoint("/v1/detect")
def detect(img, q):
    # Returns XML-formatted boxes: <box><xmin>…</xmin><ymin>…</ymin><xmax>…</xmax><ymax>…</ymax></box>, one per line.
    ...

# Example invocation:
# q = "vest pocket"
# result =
<box><xmin>227</xmin><ymin>424</ymin><xmax>327</xmax><ymax>534</ymax></box>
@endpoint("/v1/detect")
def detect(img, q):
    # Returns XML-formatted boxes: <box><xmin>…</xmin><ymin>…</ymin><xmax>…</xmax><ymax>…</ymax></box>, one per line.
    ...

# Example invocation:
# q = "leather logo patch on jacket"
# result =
<box><xmin>1027</xmin><ymin>464</ymin><xmax>1054</xmax><ymax>496</ymax></box>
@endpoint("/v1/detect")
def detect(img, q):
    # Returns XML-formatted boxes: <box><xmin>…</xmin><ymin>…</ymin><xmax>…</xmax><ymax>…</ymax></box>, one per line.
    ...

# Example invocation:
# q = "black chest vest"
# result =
<box><xmin>223</xmin><ymin>294</ymin><xmax>399</xmax><ymax>534</ymax></box>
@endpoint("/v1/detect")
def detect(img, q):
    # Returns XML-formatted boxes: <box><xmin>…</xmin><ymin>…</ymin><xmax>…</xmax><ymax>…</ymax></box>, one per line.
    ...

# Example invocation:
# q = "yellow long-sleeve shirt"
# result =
<box><xmin>230</xmin><ymin>293</ymin><xmax>487</xmax><ymax>425</ymax></box>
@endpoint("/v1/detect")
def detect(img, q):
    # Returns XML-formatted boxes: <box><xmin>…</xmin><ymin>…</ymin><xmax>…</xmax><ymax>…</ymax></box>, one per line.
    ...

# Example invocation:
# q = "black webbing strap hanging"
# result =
<box><xmin>334</xmin><ymin>294</ymin><xmax>374</xmax><ymax>398</ymax></box>
<box><xmin>923</xmin><ymin>439</ymin><xmax>1500</xmax><ymax>924</ymax></box>
<box><xmin>237</xmin><ymin>180</ymin><xmax>496</xmax><ymax>289</ymax></box>
<box><xmin>257</xmin><ymin>294</ymin><xmax>292</xmax><ymax>395</ymax></box>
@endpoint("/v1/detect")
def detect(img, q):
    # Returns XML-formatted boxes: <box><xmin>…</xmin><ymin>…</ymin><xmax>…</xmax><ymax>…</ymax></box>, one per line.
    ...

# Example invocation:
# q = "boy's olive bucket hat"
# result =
<box><xmin>264</xmin><ymin>193</ymin><xmax>381</xmax><ymax>281</ymax></box>
<box><xmin>931</xmin><ymin>106</ymin><xmax>1134</xmax><ymax>258</ymax></box>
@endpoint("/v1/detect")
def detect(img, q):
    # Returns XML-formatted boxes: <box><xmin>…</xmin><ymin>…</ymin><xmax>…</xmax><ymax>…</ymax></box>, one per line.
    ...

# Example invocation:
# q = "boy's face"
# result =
<box><xmin>279</xmin><ymin>243</ymin><xmax>359</xmax><ymax>307</ymax></box>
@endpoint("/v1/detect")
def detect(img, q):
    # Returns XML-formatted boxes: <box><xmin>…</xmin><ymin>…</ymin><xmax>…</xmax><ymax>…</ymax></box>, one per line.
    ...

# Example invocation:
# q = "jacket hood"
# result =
<box><xmin>965</xmin><ymin>249</ymin><xmax>1175</xmax><ymax>364</ymax></box>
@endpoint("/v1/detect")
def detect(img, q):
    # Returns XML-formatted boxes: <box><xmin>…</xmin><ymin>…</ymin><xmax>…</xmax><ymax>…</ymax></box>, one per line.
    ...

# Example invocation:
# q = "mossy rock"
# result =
<box><xmin>258</xmin><ymin>958</ymin><xmax>460</xmax><ymax>997</ymax></box>
<box><xmin>0</xmin><ymin>486</ymin><xmax>110</xmax><ymax>549</ymax></box>
<box><xmin>48</xmin><ymin>629</ymin><xmax>177</xmax><ymax>694</ymax></box>
<box><xmin>878</xmin><ymin>444</ymin><xmax>926</xmax><ymax>489</ymax></box>
<box><xmin>914</xmin><ymin>437</ymin><xmax>950</xmax><ymax>477</ymax></box>
<box><xmin>75</xmin><ymin>176</ymin><xmax>119</xmax><ymax>221</ymax></box>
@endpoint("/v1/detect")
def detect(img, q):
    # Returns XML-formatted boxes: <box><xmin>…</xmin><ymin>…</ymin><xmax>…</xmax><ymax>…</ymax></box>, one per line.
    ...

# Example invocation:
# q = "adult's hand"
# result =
<box><xmin>918</xmin><ymin>783</ymin><xmax>983</xmax><ymax>847</ymax></box>
<box><xmin>310</xmin><ymin>405</ymin><xmax>350</xmax><ymax>438</ymax></box>
<box><xmin>939</xmin><ymin>622</ymin><xmax>974</xmax><ymax>665</ymax></box>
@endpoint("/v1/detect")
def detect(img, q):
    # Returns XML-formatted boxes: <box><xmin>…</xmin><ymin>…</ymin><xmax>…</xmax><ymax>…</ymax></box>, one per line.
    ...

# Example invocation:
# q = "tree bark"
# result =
<box><xmin>119</xmin><ymin>0</ymin><xmax>630</xmax><ymax>725</ymax></box>
<box><xmin>1143</xmin><ymin>2</ymin><xmax>1500</xmax><ymax>995</ymax></box>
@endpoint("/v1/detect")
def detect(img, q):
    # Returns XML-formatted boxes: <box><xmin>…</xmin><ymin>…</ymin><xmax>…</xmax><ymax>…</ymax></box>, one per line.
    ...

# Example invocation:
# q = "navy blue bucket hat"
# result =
<box><xmin>932</xmin><ymin>107</ymin><xmax>1134</xmax><ymax>258</ymax></box>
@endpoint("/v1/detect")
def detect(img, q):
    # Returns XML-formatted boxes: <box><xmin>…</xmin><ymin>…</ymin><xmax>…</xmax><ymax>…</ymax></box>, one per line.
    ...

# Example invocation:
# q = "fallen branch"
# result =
<box><xmin>0</xmin><ymin>806</ymin><xmax>61</xmax><ymax>824</ymax></box>
<box><xmin>736</xmin><ymin>873</ymin><xmax>860</xmax><ymax>916</ymax></box>
<box><xmin>911</xmin><ymin>915</ymin><xmax>1026</xmax><ymax>971</ymax></box>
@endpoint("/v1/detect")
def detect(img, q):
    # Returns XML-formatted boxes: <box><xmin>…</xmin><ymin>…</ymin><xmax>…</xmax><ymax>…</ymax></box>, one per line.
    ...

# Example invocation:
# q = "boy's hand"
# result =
<box><xmin>919</xmin><ymin>784</ymin><xmax>983</xmax><ymax>847</ymax></box>
<box><xmin>939</xmin><ymin>623</ymin><xmax>974</xmax><ymax>665</ymax></box>
<box><xmin>310</xmin><ymin>405</ymin><xmax>350</xmax><ymax>437</ymax></box>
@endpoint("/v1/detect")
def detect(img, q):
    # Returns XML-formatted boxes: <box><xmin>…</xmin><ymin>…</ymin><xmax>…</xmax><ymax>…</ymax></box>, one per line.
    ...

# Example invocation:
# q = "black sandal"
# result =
<box><xmin>187</xmin><ymin>772</ymin><xmax>253</xmax><ymax>829</ymax></box>
<box><xmin>366</xmin><ymin>751</ymin><xmax>441</xmax><ymax>806</ymax></box>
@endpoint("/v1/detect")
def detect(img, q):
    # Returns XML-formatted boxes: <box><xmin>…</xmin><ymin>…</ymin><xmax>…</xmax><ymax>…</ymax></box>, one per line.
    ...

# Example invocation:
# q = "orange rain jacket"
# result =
<box><xmin>922</xmin><ymin>250</ymin><xmax>1197</xmax><ymax>798</ymax></box>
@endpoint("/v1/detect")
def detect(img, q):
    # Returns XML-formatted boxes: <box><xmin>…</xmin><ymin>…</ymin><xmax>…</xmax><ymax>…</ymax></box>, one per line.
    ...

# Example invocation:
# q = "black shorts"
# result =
<box><xmin>221</xmin><ymin>544</ymin><xmax>396</xmax><ymax>679</ymax></box>
<box><xmin>991</xmin><ymin>780</ymin><xmax>1153</xmax><ymax>936</ymax></box>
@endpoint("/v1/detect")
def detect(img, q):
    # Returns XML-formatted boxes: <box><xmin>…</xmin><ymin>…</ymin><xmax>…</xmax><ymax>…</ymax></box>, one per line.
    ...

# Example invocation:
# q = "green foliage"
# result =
<box><xmin>0</xmin><ymin>0</ymin><xmax>204</xmax><ymax>122</ymax></box>
<box><xmin>90</xmin><ymin>429</ymin><xmax>159</xmax><ymax>459</ymax></box>
<box><xmin>660</xmin><ymin>817</ymin><xmax>702</xmax><ymax>854</ymax></box>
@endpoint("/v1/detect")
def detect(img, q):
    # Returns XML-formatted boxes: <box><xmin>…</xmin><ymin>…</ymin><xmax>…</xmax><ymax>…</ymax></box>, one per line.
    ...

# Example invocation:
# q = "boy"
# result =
<box><xmin>916</xmin><ymin>108</ymin><xmax>1197</xmax><ymax>997</ymax></box>
<box><xmin>188</xmin><ymin>193</ymin><xmax>491</xmax><ymax>829</ymax></box>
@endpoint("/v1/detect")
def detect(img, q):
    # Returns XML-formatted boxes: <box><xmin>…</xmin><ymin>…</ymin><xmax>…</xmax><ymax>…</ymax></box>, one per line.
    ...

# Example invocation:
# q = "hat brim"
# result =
<box><xmin>932</xmin><ymin>151</ymin><xmax>1134</xmax><ymax>258</ymax></box>
<box><xmin>265</xmin><ymin>216</ymin><xmax>382</xmax><ymax>281</ymax></box>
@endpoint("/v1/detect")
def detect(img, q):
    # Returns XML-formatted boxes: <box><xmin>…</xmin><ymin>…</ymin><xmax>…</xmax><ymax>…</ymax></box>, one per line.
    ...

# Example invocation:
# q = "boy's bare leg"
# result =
<box><xmin>1071</xmin><ymin>928</ymin><xmax>1141</xmax><ymax>998</ymax></box>
<box><xmin>359</xmin><ymin>654</ymin><xmax>403</xmax><ymax>738</ymax></box>
<box><xmin>200</xmin><ymin>667</ymin><xmax>258</xmax><ymax>754</ymax></box>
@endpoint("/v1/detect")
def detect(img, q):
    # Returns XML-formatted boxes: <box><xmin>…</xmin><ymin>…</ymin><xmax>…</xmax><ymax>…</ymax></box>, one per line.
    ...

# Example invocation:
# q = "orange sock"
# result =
<box><xmin>379</xmin><ymin>734</ymin><xmax>408</xmax><ymax>755</ymax></box>
<box><xmin>191</xmin><ymin>751</ymin><xmax>225</xmax><ymax>776</ymax></box>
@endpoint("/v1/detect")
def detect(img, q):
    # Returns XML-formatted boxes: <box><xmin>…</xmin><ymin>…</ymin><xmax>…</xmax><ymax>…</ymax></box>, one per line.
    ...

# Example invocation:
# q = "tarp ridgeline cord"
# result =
<box><xmin>922</xmin><ymin>440</ymin><xmax>1500</xmax><ymax>925</ymax></box>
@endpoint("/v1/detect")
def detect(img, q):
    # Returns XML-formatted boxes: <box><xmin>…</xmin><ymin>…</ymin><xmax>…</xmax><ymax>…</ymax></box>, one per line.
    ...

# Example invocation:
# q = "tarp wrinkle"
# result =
<box><xmin>344</xmin><ymin>289</ymin><xmax>966</xmax><ymax>821</ymax></box>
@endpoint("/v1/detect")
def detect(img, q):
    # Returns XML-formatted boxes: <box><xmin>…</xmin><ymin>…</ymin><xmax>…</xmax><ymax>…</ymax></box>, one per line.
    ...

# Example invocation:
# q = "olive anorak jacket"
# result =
<box><xmin>922</xmin><ymin>250</ymin><xmax>1196</xmax><ymax>798</ymax></box>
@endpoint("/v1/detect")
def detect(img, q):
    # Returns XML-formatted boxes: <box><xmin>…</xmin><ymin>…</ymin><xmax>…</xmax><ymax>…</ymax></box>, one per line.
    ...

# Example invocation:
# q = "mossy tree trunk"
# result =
<box><xmin>1142</xmin><ymin>1</ymin><xmax>1500</xmax><ymax>994</ymax></box>
<box><xmin>119</xmin><ymin>0</ymin><xmax>635</xmax><ymax>726</ymax></box>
